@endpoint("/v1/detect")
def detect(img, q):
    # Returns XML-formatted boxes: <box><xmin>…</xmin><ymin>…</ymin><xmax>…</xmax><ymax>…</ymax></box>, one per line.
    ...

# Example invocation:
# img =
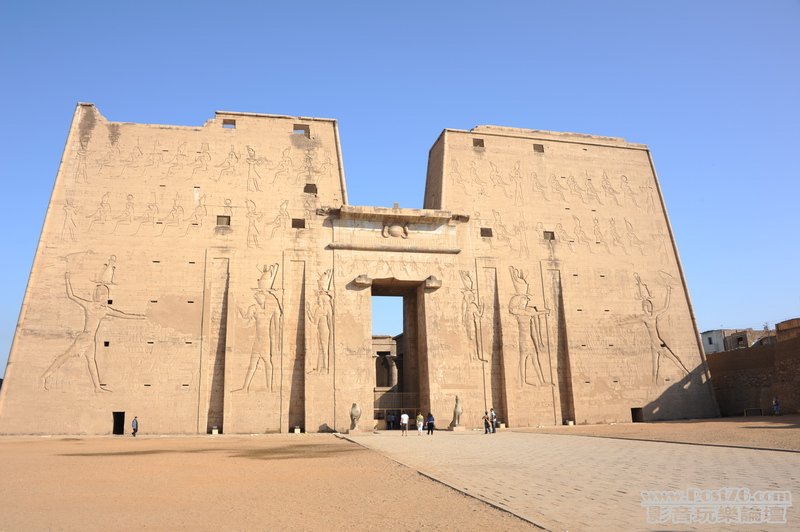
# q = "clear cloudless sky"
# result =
<box><xmin>1</xmin><ymin>1</ymin><xmax>798</xmax><ymax>377</ymax></box>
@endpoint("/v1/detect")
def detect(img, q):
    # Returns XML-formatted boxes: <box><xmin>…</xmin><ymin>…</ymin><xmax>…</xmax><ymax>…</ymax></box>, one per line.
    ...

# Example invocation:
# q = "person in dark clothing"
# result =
<box><xmin>131</xmin><ymin>416</ymin><xmax>139</xmax><ymax>437</ymax></box>
<box><xmin>426</xmin><ymin>413</ymin><xmax>435</xmax><ymax>435</ymax></box>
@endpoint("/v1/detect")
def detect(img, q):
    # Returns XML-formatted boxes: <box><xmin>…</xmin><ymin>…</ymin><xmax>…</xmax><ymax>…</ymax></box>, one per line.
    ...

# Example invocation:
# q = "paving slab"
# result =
<box><xmin>347</xmin><ymin>430</ymin><xmax>799</xmax><ymax>531</ymax></box>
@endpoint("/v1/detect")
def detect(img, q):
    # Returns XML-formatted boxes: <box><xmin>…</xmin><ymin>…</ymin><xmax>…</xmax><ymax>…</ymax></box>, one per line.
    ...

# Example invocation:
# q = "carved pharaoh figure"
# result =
<box><xmin>42</xmin><ymin>264</ymin><xmax>145</xmax><ymax>392</ymax></box>
<box><xmin>307</xmin><ymin>269</ymin><xmax>334</xmax><ymax>374</ymax></box>
<box><xmin>234</xmin><ymin>264</ymin><xmax>282</xmax><ymax>393</ymax></box>
<box><xmin>508</xmin><ymin>266</ymin><xmax>551</xmax><ymax>387</ymax></box>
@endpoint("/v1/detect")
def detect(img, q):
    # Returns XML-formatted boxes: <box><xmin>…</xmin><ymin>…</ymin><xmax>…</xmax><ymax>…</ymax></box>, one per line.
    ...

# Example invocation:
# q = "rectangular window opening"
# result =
<box><xmin>187</xmin><ymin>300</ymin><xmax>194</xmax><ymax>304</ymax></box>
<box><xmin>707</xmin><ymin>337</ymin><xmax>713</xmax><ymax>345</ymax></box>
<box><xmin>473</xmin><ymin>138</ymin><xmax>485</xmax><ymax>149</ymax></box>
<box><xmin>543</xmin><ymin>231</ymin><xmax>555</xmax><ymax>241</ymax></box>
<box><xmin>103</xmin><ymin>341</ymin><xmax>110</xmax><ymax>347</ymax></box>
<box><xmin>107</xmin><ymin>299</ymin><xmax>113</xmax><ymax>305</ymax></box>
<box><xmin>291</xmin><ymin>218</ymin><xmax>306</xmax><ymax>229</ymax></box>
<box><xmin>216</xmin><ymin>215</ymin><xmax>231</xmax><ymax>226</ymax></box>
<box><xmin>303</xmin><ymin>183</ymin><xmax>318</xmax><ymax>194</ymax></box>
<box><xmin>480</xmin><ymin>227</ymin><xmax>493</xmax><ymax>238</ymax></box>
<box><xmin>533</xmin><ymin>143</ymin><xmax>545</xmax><ymax>153</ymax></box>
<box><xmin>143</xmin><ymin>384</ymin><xmax>151</xmax><ymax>387</ymax></box>
<box><xmin>222</xmin><ymin>118</ymin><xmax>236</xmax><ymax>129</ymax></box>
<box><xmin>293</xmin><ymin>124</ymin><xmax>310</xmax><ymax>138</ymax></box>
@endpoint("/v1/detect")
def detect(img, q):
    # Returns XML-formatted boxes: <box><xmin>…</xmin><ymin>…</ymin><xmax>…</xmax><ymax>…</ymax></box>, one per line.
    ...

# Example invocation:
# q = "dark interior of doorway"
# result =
<box><xmin>112</xmin><ymin>411</ymin><xmax>125</xmax><ymax>435</ymax></box>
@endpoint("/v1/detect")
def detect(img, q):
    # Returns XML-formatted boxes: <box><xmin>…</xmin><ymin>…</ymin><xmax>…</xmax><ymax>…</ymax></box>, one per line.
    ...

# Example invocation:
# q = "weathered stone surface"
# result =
<box><xmin>0</xmin><ymin>105</ymin><xmax>718</xmax><ymax>434</ymax></box>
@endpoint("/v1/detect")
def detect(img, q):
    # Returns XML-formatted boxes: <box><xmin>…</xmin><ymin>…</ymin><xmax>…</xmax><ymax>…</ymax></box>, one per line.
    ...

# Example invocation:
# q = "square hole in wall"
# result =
<box><xmin>222</xmin><ymin>118</ymin><xmax>236</xmax><ymax>129</ymax></box>
<box><xmin>304</xmin><ymin>183</ymin><xmax>318</xmax><ymax>194</ymax></box>
<box><xmin>543</xmin><ymin>231</ymin><xmax>555</xmax><ymax>241</ymax></box>
<box><xmin>293</xmin><ymin>124</ymin><xmax>310</xmax><ymax>138</ymax></box>
<box><xmin>473</xmin><ymin>138</ymin><xmax>485</xmax><ymax>149</ymax></box>
<box><xmin>107</xmin><ymin>299</ymin><xmax>113</xmax><ymax>305</ymax></box>
<box><xmin>533</xmin><ymin>143</ymin><xmax>545</xmax><ymax>153</ymax></box>
<box><xmin>217</xmin><ymin>215</ymin><xmax>231</xmax><ymax>226</ymax></box>
<box><xmin>480</xmin><ymin>227</ymin><xmax>493</xmax><ymax>237</ymax></box>
<box><xmin>103</xmin><ymin>341</ymin><xmax>110</xmax><ymax>347</ymax></box>
<box><xmin>291</xmin><ymin>218</ymin><xmax>306</xmax><ymax>229</ymax></box>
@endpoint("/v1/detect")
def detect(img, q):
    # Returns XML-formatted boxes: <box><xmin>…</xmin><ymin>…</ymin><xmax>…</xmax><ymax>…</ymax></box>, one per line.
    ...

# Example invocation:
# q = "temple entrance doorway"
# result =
<box><xmin>371</xmin><ymin>280</ymin><xmax>425</xmax><ymax>428</ymax></box>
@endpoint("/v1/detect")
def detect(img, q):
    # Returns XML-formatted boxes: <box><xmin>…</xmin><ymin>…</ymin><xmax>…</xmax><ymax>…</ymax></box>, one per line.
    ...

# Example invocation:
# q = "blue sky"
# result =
<box><xmin>1</xmin><ymin>1</ymin><xmax>798</xmax><ymax>376</ymax></box>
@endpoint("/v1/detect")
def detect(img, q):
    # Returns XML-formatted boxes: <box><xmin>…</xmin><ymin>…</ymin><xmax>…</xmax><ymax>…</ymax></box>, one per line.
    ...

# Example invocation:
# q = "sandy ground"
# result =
<box><xmin>0</xmin><ymin>434</ymin><xmax>533</xmax><ymax>531</ymax></box>
<box><xmin>519</xmin><ymin>415</ymin><xmax>800</xmax><ymax>451</ymax></box>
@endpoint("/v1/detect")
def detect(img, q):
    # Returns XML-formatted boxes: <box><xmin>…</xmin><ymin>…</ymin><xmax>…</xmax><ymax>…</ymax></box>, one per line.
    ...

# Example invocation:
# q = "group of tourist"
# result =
<box><xmin>387</xmin><ymin>411</ymin><xmax>435</xmax><ymax>435</ymax></box>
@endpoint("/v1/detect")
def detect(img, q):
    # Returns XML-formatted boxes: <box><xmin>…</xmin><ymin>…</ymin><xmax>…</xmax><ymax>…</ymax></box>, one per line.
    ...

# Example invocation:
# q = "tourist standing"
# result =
<box><xmin>490</xmin><ymin>408</ymin><xmax>497</xmax><ymax>433</ymax></box>
<box><xmin>131</xmin><ymin>416</ymin><xmax>138</xmax><ymax>437</ymax></box>
<box><xmin>773</xmin><ymin>397</ymin><xmax>781</xmax><ymax>416</ymax></box>
<box><xmin>387</xmin><ymin>411</ymin><xmax>395</xmax><ymax>430</ymax></box>
<box><xmin>426</xmin><ymin>412</ymin><xmax>435</xmax><ymax>435</ymax></box>
<box><xmin>483</xmin><ymin>411</ymin><xmax>492</xmax><ymax>434</ymax></box>
<box><xmin>416</xmin><ymin>412</ymin><xmax>424</xmax><ymax>435</ymax></box>
<box><xmin>400</xmin><ymin>411</ymin><xmax>409</xmax><ymax>436</ymax></box>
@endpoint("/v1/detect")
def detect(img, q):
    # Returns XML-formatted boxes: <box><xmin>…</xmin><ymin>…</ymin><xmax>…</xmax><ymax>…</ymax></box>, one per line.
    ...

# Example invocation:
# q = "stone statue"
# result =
<box><xmin>451</xmin><ymin>395</ymin><xmax>462</xmax><ymax>427</ymax></box>
<box><xmin>350</xmin><ymin>403</ymin><xmax>362</xmax><ymax>430</ymax></box>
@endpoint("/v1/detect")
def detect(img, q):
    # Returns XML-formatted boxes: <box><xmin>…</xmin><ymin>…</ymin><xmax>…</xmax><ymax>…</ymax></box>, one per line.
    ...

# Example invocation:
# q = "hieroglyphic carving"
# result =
<box><xmin>245</xmin><ymin>199</ymin><xmax>264</xmax><ymax>248</ymax></box>
<box><xmin>61</xmin><ymin>200</ymin><xmax>79</xmax><ymax>242</ymax></box>
<box><xmin>554</xmin><ymin>223</ymin><xmax>575</xmax><ymax>252</ymax></box>
<box><xmin>608</xmin><ymin>218</ymin><xmax>627</xmax><ymax>254</ymax></box>
<box><xmin>112</xmin><ymin>194</ymin><xmax>135</xmax><ymax>234</ymax></box>
<box><xmin>601</xmin><ymin>171</ymin><xmax>621</xmax><ymax>206</ymax></box>
<box><xmin>530</xmin><ymin>172</ymin><xmax>548</xmax><ymax>201</ymax></box>
<box><xmin>190</xmin><ymin>143</ymin><xmax>211</xmax><ymax>179</ymax></box>
<box><xmin>215</xmin><ymin>145</ymin><xmax>239</xmax><ymax>181</ymax></box>
<box><xmin>653</xmin><ymin>225</ymin><xmax>670</xmax><ymax>263</ymax></box>
<box><xmin>233</xmin><ymin>264</ymin><xmax>283</xmax><ymax>393</ymax></box>
<box><xmin>166</xmin><ymin>142</ymin><xmax>188</xmax><ymax>176</ymax></box>
<box><xmin>269</xmin><ymin>200</ymin><xmax>289</xmax><ymax>239</ymax></box>
<box><xmin>549</xmin><ymin>174</ymin><xmax>567</xmax><ymax>201</ymax></box>
<box><xmin>572</xmin><ymin>215</ymin><xmax>594</xmax><ymax>254</ymax></box>
<box><xmin>567</xmin><ymin>175</ymin><xmax>586</xmax><ymax>203</ymax></box>
<box><xmin>159</xmin><ymin>194</ymin><xmax>184</xmax><ymax>236</ymax></box>
<box><xmin>620</xmin><ymin>175</ymin><xmax>639</xmax><ymax>207</ymax></box>
<box><xmin>459</xmin><ymin>270</ymin><xmax>487</xmax><ymax>363</ymax></box>
<box><xmin>42</xmin><ymin>254</ymin><xmax>145</xmax><ymax>392</ymax></box>
<box><xmin>272</xmin><ymin>148</ymin><xmax>293</xmax><ymax>184</ymax></box>
<box><xmin>117</xmin><ymin>138</ymin><xmax>143</xmax><ymax>178</ymax></box>
<box><xmin>622</xmin><ymin>272</ymin><xmax>690</xmax><ymax>383</ymax></box>
<box><xmin>583</xmin><ymin>174</ymin><xmax>603</xmax><ymax>205</ymax></box>
<box><xmin>509</xmin><ymin>161</ymin><xmax>524</xmax><ymax>205</ymax></box>
<box><xmin>624</xmin><ymin>218</ymin><xmax>646</xmax><ymax>255</ymax></box>
<box><xmin>450</xmin><ymin>159</ymin><xmax>470</xmax><ymax>194</ymax></box>
<box><xmin>86</xmin><ymin>193</ymin><xmax>111</xmax><ymax>232</ymax></box>
<box><xmin>307</xmin><ymin>269</ymin><xmax>334</xmax><ymax>374</ymax></box>
<box><xmin>245</xmin><ymin>145</ymin><xmax>269</xmax><ymax>192</ymax></box>
<box><xmin>184</xmin><ymin>195</ymin><xmax>207</xmax><ymax>235</ymax></box>
<box><xmin>593</xmin><ymin>217</ymin><xmax>612</xmax><ymax>254</ymax></box>
<box><xmin>133</xmin><ymin>194</ymin><xmax>159</xmax><ymax>235</ymax></box>
<box><xmin>74</xmin><ymin>138</ymin><xmax>90</xmax><ymax>184</ymax></box>
<box><xmin>469</xmin><ymin>161</ymin><xmax>488</xmax><ymax>195</ymax></box>
<box><xmin>508</xmin><ymin>266</ymin><xmax>551</xmax><ymax>387</ymax></box>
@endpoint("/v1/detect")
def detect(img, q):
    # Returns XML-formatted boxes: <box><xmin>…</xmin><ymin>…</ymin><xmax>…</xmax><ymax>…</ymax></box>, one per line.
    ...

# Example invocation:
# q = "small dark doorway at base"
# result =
<box><xmin>631</xmin><ymin>407</ymin><xmax>644</xmax><ymax>423</ymax></box>
<box><xmin>112</xmin><ymin>411</ymin><xmax>125</xmax><ymax>435</ymax></box>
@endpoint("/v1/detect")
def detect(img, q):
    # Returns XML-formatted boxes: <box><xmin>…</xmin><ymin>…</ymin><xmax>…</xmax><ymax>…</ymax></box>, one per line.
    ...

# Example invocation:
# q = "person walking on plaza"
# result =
<box><xmin>416</xmin><ymin>412</ymin><xmax>424</xmax><ymax>435</ymax></box>
<box><xmin>400</xmin><ymin>411</ymin><xmax>409</xmax><ymax>436</ymax></box>
<box><xmin>773</xmin><ymin>397</ymin><xmax>781</xmax><ymax>416</ymax></box>
<box><xmin>490</xmin><ymin>407</ymin><xmax>498</xmax><ymax>433</ymax></box>
<box><xmin>426</xmin><ymin>412</ymin><xmax>435</xmax><ymax>435</ymax></box>
<box><xmin>387</xmin><ymin>411</ymin><xmax>395</xmax><ymax>430</ymax></box>
<box><xmin>483</xmin><ymin>411</ymin><xmax>492</xmax><ymax>434</ymax></box>
<box><xmin>131</xmin><ymin>416</ymin><xmax>139</xmax><ymax>437</ymax></box>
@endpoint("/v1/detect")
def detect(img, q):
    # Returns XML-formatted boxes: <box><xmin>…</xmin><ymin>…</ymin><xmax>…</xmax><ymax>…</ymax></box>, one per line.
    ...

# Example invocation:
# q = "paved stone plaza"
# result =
<box><xmin>347</xmin><ymin>431</ymin><xmax>798</xmax><ymax>531</ymax></box>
